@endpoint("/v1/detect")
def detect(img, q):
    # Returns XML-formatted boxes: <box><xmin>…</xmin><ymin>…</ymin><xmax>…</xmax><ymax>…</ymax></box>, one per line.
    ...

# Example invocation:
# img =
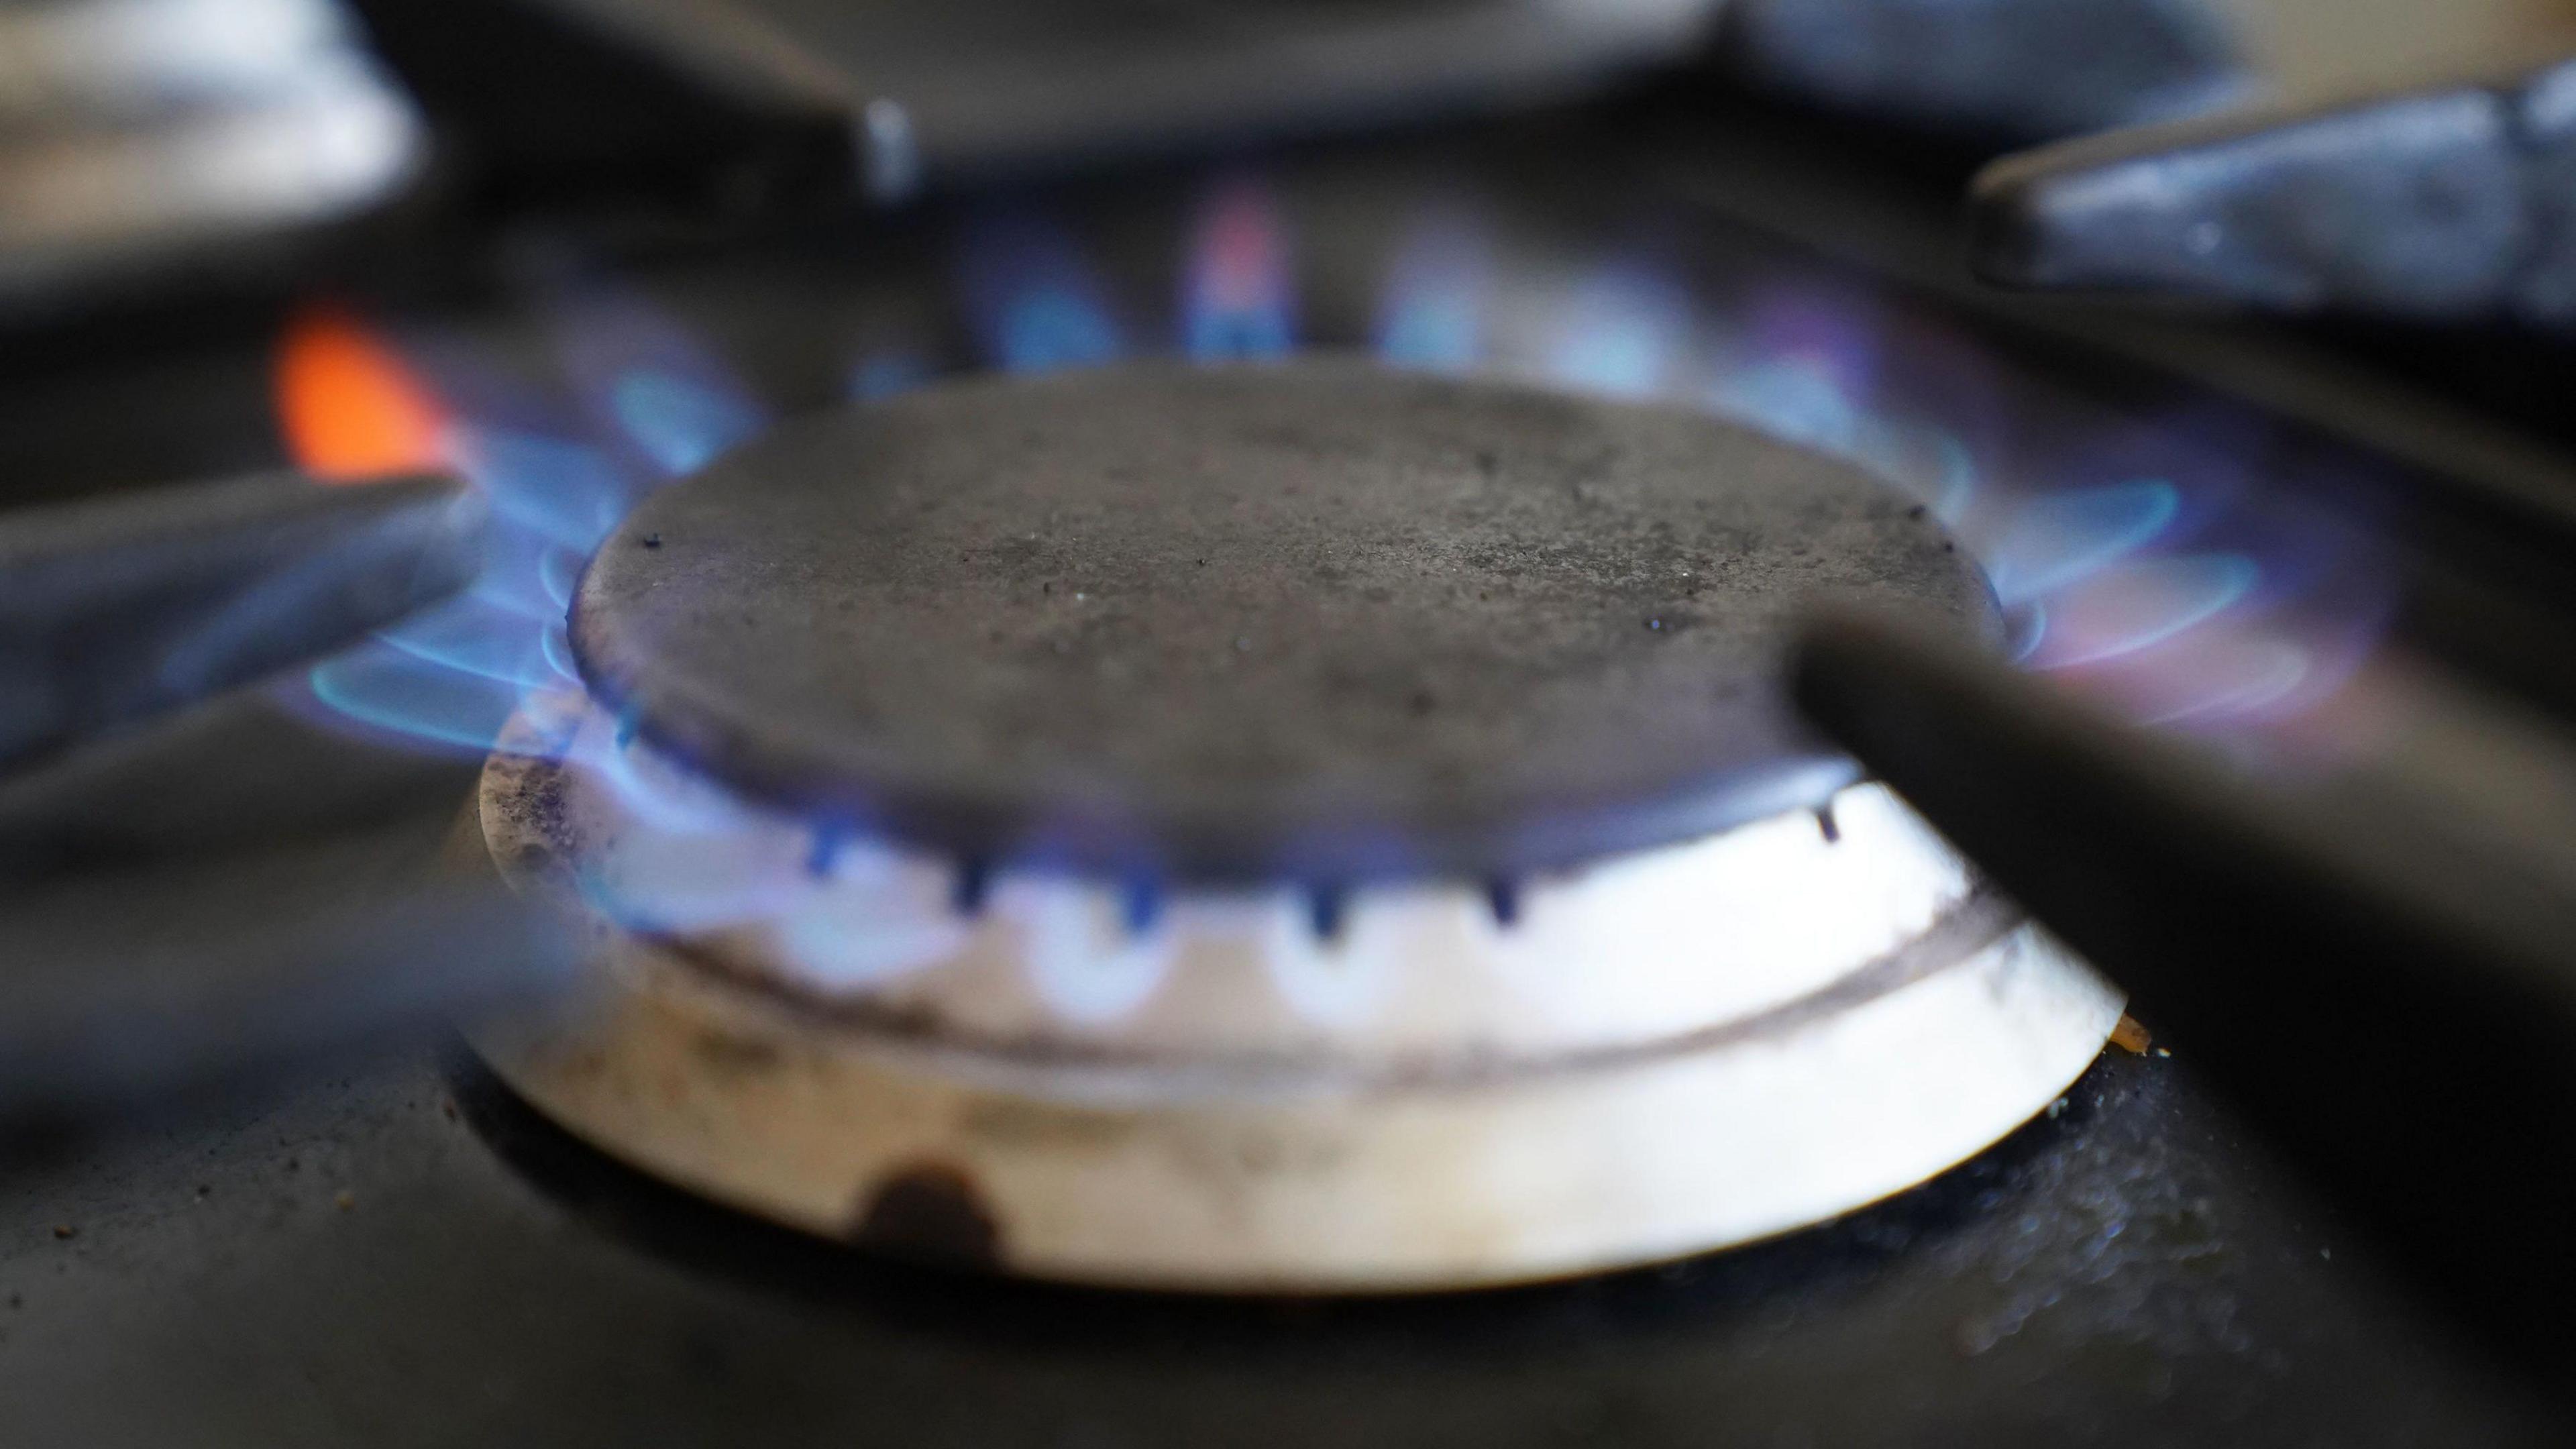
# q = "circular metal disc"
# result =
<box><xmin>573</xmin><ymin>359</ymin><xmax>1991</xmax><ymax>881</ymax></box>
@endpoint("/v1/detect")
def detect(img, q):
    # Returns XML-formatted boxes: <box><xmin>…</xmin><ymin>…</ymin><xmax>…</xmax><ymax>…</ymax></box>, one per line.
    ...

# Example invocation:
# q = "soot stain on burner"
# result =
<box><xmin>849</xmin><ymin>1163</ymin><xmax>1006</xmax><ymax>1269</ymax></box>
<box><xmin>479</xmin><ymin>749</ymin><xmax>578</xmax><ymax>890</ymax></box>
<box><xmin>572</xmin><ymin>360</ymin><xmax>1990</xmax><ymax>881</ymax></box>
<box><xmin>686</xmin><ymin>1028</ymin><xmax>784</xmax><ymax>1077</ymax></box>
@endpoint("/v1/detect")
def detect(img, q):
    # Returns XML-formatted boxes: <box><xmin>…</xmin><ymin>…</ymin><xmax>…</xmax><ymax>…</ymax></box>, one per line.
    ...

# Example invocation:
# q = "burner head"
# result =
<box><xmin>573</xmin><ymin>359</ymin><xmax>1990</xmax><ymax>881</ymax></box>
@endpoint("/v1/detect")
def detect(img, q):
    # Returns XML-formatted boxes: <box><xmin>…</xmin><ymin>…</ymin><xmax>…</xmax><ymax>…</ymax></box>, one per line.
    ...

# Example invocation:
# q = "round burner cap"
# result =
<box><xmin>572</xmin><ymin>359</ymin><xmax>1991</xmax><ymax>881</ymax></box>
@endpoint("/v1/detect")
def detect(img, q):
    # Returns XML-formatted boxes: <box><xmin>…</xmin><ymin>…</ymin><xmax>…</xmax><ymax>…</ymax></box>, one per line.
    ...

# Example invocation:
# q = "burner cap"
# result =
<box><xmin>573</xmin><ymin>360</ymin><xmax>1990</xmax><ymax>881</ymax></box>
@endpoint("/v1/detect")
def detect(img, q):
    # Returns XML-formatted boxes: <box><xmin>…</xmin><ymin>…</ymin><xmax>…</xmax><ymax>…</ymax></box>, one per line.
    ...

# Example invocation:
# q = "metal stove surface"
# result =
<box><xmin>6</xmin><ymin>83</ymin><xmax>2575</xmax><ymax>1443</ymax></box>
<box><xmin>0</xmin><ymin>1048</ymin><xmax>2552</xmax><ymax>1447</ymax></box>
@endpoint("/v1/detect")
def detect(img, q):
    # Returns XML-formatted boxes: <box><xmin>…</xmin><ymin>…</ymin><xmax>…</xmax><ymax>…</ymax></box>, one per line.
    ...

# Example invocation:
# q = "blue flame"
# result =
<box><xmin>376</xmin><ymin>597</ymin><xmax>573</xmax><ymax>689</ymax></box>
<box><xmin>848</xmin><ymin>352</ymin><xmax>930</xmax><ymax>400</ymax></box>
<box><xmin>536</xmin><ymin>545</ymin><xmax>580</xmax><ymax>609</ymax></box>
<box><xmin>1710</xmin><ymin>358</ymin><xmax>1862</xmax><ymax>455</ymax></box>
<box><xmin>309</xmin><ymin>643</ymin><xmax>526</xmax><ymax>752</ymax></box>
<box><xmin>2006</xmin><ymin>603</ymin><xmax>2049</xmax><ymax>663</ymax></box>
<box><xmin>961</xmin><ymin>212</ymin><xmax>1125</xmax><ymax>373</ymax></box>
<box><xmin>1707</xmin><ymin>358</ymin><xmax>1978</xmax><ymax>525</ymax></box>
<box><xmin>1183</xmin><ymin>179</ymin><xmax>1296</xmax><ymax>361</ymax></box>
<box><xmin>610</xmin><ymin>370</ymin><xmax>765</xmax><ymax>475</ymax></box>
<box><xmin>2133</xmin><ymin>635</ymin><xmax>2315</xmax><ymax>727</ymax></box>
<box><xmin>305</xmin><ymin>290</ymin><xmax>755</xmax><ymax>753</ymax></box>
<box><xmin>586</xmin><ymin>723</ymin><xmax>776</xmax><ymax>836</ymax></box>
<box><xmin>1260</xmin><ymin>894</ymin><xmax>1395</xmax><ymax>1024</ymax></box>
<box><xmin>303</xmin><ymin>179</ymin><xmax>2389</xmax><ymax>805</ymax></box>
<box><xmin>1985</xmin><ymin>480</ymin><xmax>2182</xmax><ymax>606</ymax></box>
<box><xmin>1002</xmin><ymin>292</ymin><xmax>1121</xmax><ymax>372</ymax></box>
<box><xmin>2026</xmin><ymin>553</ymin><xmax>2261</xmax><ymax>668</ymax></box>
<box><xmin>462</xmin><ymin>531</ymin><xmax>573</xmax><ymax>623</ymax></box>
<box><xmin>1010</xmin><ymin>878</ymin><xmax>1177</xmax><ymax>1022</ymax></box>
<box><xmin>547</xmin><ymin>285</ymin><xmax>771</xmax><ymax>478</ymax></box>
<box><xmin>450</xmin><ymin>426</ymin><xmax>633</xmax><ymax>551</ymax></box>
<box><xmin>1376</xmin><ymin>211</ymin><xmax>1489</xmax><ymax>371</ymax></box>
<box><xmin>777</xmin><ymin>904</ymin><xmax>963</xmax><ymax>987</ymax></box>
<box><xmin>539</xmin><ymin>621</ymin><xmax>578</xmax><ymax>678</ymax></box>
<box><xmin>1547</xmin><ymin>264</ymin><xmax>1689</xmax><ymax>398</ymax></box>
<box><xmin>1882</xmin><ymin>427</ymin><xmax>1979</xmax><ymax>525</ymax></box>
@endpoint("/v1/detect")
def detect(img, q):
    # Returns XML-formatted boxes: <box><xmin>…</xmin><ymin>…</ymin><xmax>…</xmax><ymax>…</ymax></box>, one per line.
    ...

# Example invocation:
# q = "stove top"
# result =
<box><xmin>0</xmin><ymin>1045</ymin><xmax>2551</xmax><ymax>1446</ymax></box>
<box><xmin>6</xmin><ymin>1</ymin><xmax>2576</xmax><ymax>1442</ymax></box>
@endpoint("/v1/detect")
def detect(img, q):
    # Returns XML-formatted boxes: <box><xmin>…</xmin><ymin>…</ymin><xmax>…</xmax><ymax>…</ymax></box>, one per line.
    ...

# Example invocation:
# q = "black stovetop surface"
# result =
<box><xmin>7</xmin><ymin>66</ymin><xmax>2576</xmax><ymax>1442</ymax></box>
<box><xmin>0</xmin><ymin>1046</ymin><xmax>2551</xmax><ymax>1447</ymax></box>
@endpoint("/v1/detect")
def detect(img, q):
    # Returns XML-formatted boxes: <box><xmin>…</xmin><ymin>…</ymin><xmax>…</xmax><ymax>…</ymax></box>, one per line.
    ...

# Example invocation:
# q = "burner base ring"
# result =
<box><xmin>469</xmin><ymin>918</ymin><xmax>2116</xmax><ymax>1289</ymax></box>
<box><xmin>465</xmin><ymin>741</ymin><xmax>2121</xmax><ymax>1291</ymax></box>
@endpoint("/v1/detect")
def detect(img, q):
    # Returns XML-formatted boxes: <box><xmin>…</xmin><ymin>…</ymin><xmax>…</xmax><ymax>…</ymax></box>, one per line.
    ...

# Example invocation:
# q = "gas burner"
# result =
<box><xmin>572</xmin><ymin>360</ymin><xmax>1994</xmax><ymax>880</ymax></box>
<box><xmin>466</xmin><ymin>359</ymin><xmax>2120</xmax><ymax>1290</ymax></box>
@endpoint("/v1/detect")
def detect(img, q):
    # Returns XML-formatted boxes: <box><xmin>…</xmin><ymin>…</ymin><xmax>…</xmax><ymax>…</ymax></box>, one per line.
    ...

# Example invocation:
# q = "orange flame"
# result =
<box><xmin>274</xmin><ymin>303</ymin><xmax>450</xmax><ymax>481</ymax></box>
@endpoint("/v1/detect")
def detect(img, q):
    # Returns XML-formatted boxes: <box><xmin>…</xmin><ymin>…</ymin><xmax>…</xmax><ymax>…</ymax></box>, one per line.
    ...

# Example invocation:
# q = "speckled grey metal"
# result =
<box><xmin>574</xmin><ymin>359</ymin><xmax>1991</xmax><ymax>882</ymax></box>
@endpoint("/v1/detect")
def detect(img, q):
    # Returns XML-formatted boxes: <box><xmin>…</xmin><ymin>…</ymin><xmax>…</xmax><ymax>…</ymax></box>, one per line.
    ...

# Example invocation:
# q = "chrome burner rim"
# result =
<box><xmin>469</xmin><ymin>704</ymin><xmax>2121</xmax><ymax>1290</ymax></box>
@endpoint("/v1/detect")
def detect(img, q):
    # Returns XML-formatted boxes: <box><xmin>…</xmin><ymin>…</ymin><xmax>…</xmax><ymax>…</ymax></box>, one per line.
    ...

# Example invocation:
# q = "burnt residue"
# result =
<box><xmin>687</xmin><ymin>1030</ymin><xmax>782</xmax><ymax>1077</ymax></box>
<box><xmin>849</xmin><ymin>1163</ymin><xmax>1004</xmax><ymax>1269</ymax></box>
<box><xmin>478</xmin><ymin>749</ymin><xmax>581</xmax><ymax>894</ymax></box>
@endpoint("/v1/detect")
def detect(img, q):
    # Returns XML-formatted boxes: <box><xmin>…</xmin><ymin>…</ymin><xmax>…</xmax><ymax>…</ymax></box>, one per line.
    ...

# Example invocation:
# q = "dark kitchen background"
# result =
<box><xmin>6</xmin><ymin>1</ymin><xmax>2576</xmax><ymax>1444</ymax></box>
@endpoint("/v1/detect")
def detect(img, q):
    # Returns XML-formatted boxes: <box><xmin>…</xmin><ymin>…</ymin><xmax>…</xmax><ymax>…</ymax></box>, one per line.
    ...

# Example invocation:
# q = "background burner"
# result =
<box><xmin>573</xmin><ymin>358</ymin><xmax>1992</xmax><ymax>882</ymax></box>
